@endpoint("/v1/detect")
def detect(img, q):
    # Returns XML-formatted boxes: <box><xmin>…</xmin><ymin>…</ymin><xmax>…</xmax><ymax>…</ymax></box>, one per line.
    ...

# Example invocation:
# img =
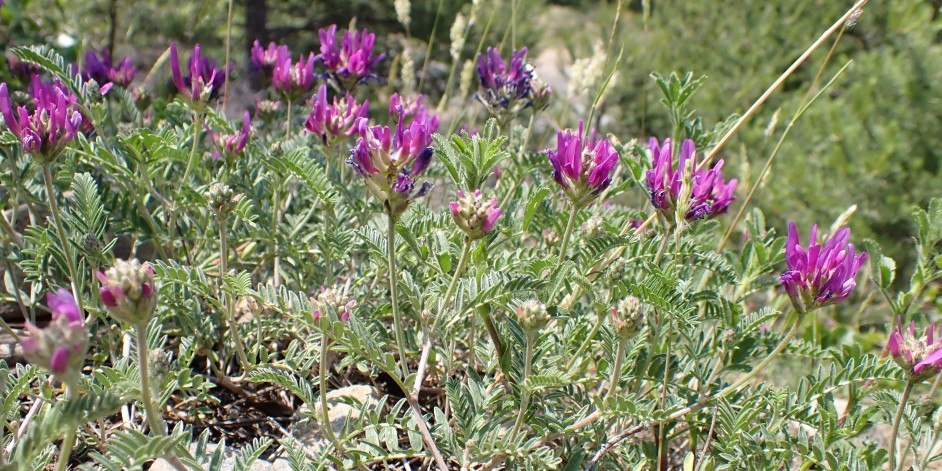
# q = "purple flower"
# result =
<box><xmin>645</xmin><ymin>138</ymin><xmax>737</xmax><ymax>222</ymax></box>
<box><xmin>389</xmin><ymin>93</ymin><xmax>440</xmax><ymax>134</ymax></box>
<box><xmin>888</xmin><ymin>317</ymin><xmax>942</xmax><ymax>381</ymax></box>
<box><xmin>207</xmin><ymin>111</ymin><xmax>251</xmax><ymax>162</ymax></box>
<box><xmin>475</xmin><ymin>47</ymin><xmax>551</xmax><ymax>118</ymax></box>
<box><xmin>273</xmin><ymin>52</ymin><xmax>316</xmax><ymax>99</ymax></box>
<box><xmin>251</xmin><ymin>40</ymin><xmax>290</xmax><ymax>80</ymax></box>
<box><xmin>98</xmin><ymin>259</ymin><xmax>158</xmax><ymax>325</ymax></box>
<box><xmin>0</xmin><ymin>79</ymin><xmax>83</xmax><ymax>164</ymax></box>
<box><xmin>6</xmin><ymin>54</ymin><xmax>42</xmax><ymax>79</ymax></box>
<box><xmin>170</xmin><ymin>43</ymin><xmax>227</xmax><ymax>105</ymax></box>
<box><xmin>317</xmin><ymin>25</ymin><xmax>386</xmax><ymax>90</ymax></box>
<box><xmin>779</xmin><ymin>222</ymin><xmax>867</xmax><ymax>313</ymax></box>
<box><xmin>305</xmin><ymin>84</ymin><xmax>369</xmax><ymax>146</ymax></box>
<box><xmin>310</xmin><ymin>286</ymin><xmax>355</xmax><ymax>325</ymax></box>
<box><xmin>546</xmin><ymin>121</ymin><xmax>619</xmax><ymax>207</ymax></box>
<box><xmin>347</xmin><ymin>104</ymin><xmax>435</xmax><ymax>218</ymax></box>
<box><xmin>82</xmin><ymin>49</ymin><xmax>137</xmax><ymax>88</ymax></box>
<box><xmin>450</xmin><ymin>189</ymin><xmax>502</xmax><ymax>239</ymax></box>
<box><xmin>21</xmin><ymin>289</ymin><xmax>88</xmax><ymax>384</ymax></box>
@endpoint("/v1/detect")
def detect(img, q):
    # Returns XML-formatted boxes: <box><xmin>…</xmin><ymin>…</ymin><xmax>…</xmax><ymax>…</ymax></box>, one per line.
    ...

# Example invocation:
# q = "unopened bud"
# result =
<box><xmin>611</xmin><ymin>296</ymin><xmax>645</xmax><ymax>339</ymax></box>
<box><xmin>450</xmin><ymin>189</ymin><xmax>502</xmax><ymax>239</ymax></box>
<box><xmin>205</xmin><ymin>183</ymin><xmax>243</xmax><ymax>216</ymax></box>
<box><xmin>97</xmin><ymin>259</ymin><xmax>158</xmax><ymax>325</ymax></box>
<box><xmin>516</xmin><ymin>299</ymin><xmax>550</xmax><ymax>332</ymax></box>
<box><xmin>310</xmin><ymin>286</ymin><xmax>355</xmax><ymax>324</ymax></box>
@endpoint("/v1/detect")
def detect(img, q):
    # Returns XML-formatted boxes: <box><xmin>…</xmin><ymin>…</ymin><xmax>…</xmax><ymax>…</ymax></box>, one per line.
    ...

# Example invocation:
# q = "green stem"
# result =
<box><xmin>510</xmin><ymin>330</ymin><xmax>535</xmax><ymax>441</ymax></box>
<box><xmin>54</xmin><ymin>385</ymin><xmax>77</xmax><ymax>471</ymax></box>
<box><xmin>889</xmin><ymin>381</ymin><xmax>914</xmax><ymax>471</ymax></box>
<box><xmin>219</xmin><ymin>215</ymin><xmax>250</xmax><ymax>372</ymax></box>
<box><xmin>42</xmin><ymin>164</ymin><xmax>86</xmax><ymax>317</ymax></box>
<box><xmin>667</xmin><ymin>314</ymin><xmax>802</xmax><ymax>421</ymax></box>
<box><xmin>180</xmin><ymin>112</ymin><xmax>204</xmax><ymax>184</ymax></box>
<box><xmin>318</xmin><ymin>333</ymin><xmax>346</xmax><ymax>460</ymax></box>
<box><xmin>387</xmin><ymin>212</ymin><xmax>409</xmax><ymax>376</ymax></box>
<box><xmin>566</xmin><ymin>312</ymin><xmax>604</xmax><ymax>372</ymax></box>
<box><xmin>603</xmin><ymin>339</ymin><xmax>626</xmax><ymax>404</ymax></box>
<box><xmin>222</xmin><ymin>0</ymin><xmax>234</xmax><ymax>113</ymax></box>
<box><xmin>136</xmin><ymin>323</ymin><xmax>167</xmax><ymax>436</ymax></box>
<box><xmin>414</xmin><ymin>239</ymin><xmax>472</xmax><ymax>395</ymax></box>
<box><xmin>480</xmin><ymin>309</ymin><xmax>506</xmax><ymax>370</ymax></box>
<box><xmin>557</xmin><ymin>204</ymin><xmax>579</xmax><ymax>262</ymax></box>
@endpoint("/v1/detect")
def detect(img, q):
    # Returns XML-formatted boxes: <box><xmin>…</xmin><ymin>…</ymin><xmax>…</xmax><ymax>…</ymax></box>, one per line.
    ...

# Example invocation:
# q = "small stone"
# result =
<box><xmin>290</xmin><ymin>384</ymin><xmax>377</xmax><ymax>450</ymax></box>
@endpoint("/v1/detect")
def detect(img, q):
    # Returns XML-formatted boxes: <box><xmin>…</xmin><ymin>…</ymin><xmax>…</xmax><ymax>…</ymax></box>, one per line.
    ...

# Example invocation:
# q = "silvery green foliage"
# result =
<box><xmin>1</xmin><ymin>26</ymin><xmax>940</xmax><ymax>471</ymax></box>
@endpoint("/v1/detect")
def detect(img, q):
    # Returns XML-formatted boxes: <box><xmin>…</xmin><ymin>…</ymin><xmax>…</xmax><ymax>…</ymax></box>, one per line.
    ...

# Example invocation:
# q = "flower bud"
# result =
<box><xmin>97</xmin><ymin>259</ymin><xmax>158</xmax><ymax>325</ymax></box>
<box><xmin>450</xmin><ymin>189</ymin><xmax>502</xmax><ymax>240</ymax></box>
<box><xmin>516</xmin><ymin>299</ymin><xmax>550</xmax><ymax>332</ymax></box>
<box><xmin>310</xmin><ymin>286</ymin><xmax>356</xmax><ymax>324</ymax></box>
<box><xmin>21</xmin><ymin>289</ymin><xmax>88</xmax><ymax>385</ymax></box>
<box><xmin>889</xmin><ymin>317</ymin><xmax>942</xmax><ymax>382</ymax></box>
<box><xmin>611</xmin><ymin>296</ymin><xmax>645</xmax><ymax>339</ymax></box>
<box><xmin>582</xmin><ymin>215</ymin><xmax>605</xmax><ymax>239</ymax></box>
<box><xmin>205</xmin><ymin>182</ymin><xmax>243</xmax><ymax>216</ymax></box>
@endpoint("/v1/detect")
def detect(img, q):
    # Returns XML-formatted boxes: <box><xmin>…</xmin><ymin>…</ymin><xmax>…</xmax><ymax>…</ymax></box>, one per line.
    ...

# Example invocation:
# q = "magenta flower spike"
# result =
<box><xmin>207</xmin><ymin>111</ymin><xmax>252</xmax><ymax>162</ymax></box>
<box><xmin>251</xmin><ymin>40</ymin><xmax>290</xmax><ymax>82</ymax></box>
<box><xmin>317</xmin><ymin>25</ymin><xmax>386</xmax><ymax>90</ymax></box>
<box><xmin>450</xmin><ymin>190</ymin><xmax>502</xmax><ymax>240</ymax></box>
<box><xmin>82</xmin><ymin>49</ymin><xmax>137</xmax><ymax>88</ymax></box>
<box><xmin>475</xmin><ymin>47</ymin><xmax>551</xmax><ymax>119</ymax></box>
<box><xmin>645</xmin><ymin>138</ymin><xmax>738</xmax><ymax>222</ymax></box>
<box><xmin>21</xmin><ymin>289</ymin><xmax>88</xmax><ymax>385</ymax></box>
<box><xmin>98</xmin><ymin>259</ymin><xmax>159</xmax><ymax>325</ymax></box>
<box><xmin>389</xmin><ymin>93</ymin><xmax>440</xmax><ymax>133</ymax></box>
<box><xmin>888</xmin><ymin>317</ymin><xmax>942</xmax><ymax>381</ymax></box>
<box><xmin>347</xmin><ymin>103</ymin><xmax>435</xmax><ymax>219</ymax></box>
<box><xmin>0</xmin><ymin>79</ymin><xmax>83</xmax><ymax>164</ymax></box>
<box><xmin>273</xmin><ymin>52</ymin><xmax>316</xmax><ymax>100</ymax></box>
<box><xmin>546</xmin><ymin>121</ymin><xmax>619</xmax><ymax>208</ymax></box>
<box><xmin>304</xmin><ymin>84</ymin><xmax>369</xmax><ymax>146</ymax></box>
<box><xmin>779</xmin><ymin>222</ymin><xmax>868</xmax><ymax>314</ymax></box>
<box><xmin>170</xmin><ymin>42</ymin><xmax>226</xmax><ymax>105</ymax></box>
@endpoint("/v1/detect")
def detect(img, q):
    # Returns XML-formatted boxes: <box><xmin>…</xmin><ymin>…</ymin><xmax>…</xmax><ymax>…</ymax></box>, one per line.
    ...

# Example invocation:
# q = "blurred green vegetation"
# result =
<box><xmin>3</xmin><ymin>0</ymin><xmax>941</xmax><ymax>292</ymax></box>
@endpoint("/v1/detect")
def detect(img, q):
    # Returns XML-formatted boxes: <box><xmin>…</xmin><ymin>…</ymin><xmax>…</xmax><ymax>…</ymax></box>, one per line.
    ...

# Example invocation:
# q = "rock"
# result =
<box><xmin>148</xmin><ymin>444</ymin><xmax>274</xmax><ymax>471</ymax></box>
<box><xmin>289</xmin><ymin>384</ymin><xmax>378</xmax><ymax>450</ymax></box>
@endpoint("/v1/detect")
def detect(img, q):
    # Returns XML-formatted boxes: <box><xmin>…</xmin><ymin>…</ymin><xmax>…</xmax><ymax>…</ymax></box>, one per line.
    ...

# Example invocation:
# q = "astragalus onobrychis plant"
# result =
<box><xmin>4</xmin><ymin>0</ymin><xmax>942</xmax><ymax>469</ymax></box>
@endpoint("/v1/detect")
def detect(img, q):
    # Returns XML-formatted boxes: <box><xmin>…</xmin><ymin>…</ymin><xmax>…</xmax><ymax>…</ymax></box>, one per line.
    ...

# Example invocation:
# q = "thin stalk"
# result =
<box><xmin>510</xmin><ymin>331</ymin><xmax>535</xmax><ymax>441</ymax></box>
<box><xmin>417</xmin><ymin>0</ymin><xmax>445</xmax><ymax>93</ymax></box>
<box><xmin>53</xmin><ymin>385</ymin><xmax>76</xmax><ymax>471</ymax></box>
<box><xmin>271</xmin><ymin>99</ymin><xmax>293</xmax><ymax>287</ymax></box>
<box><xmin>565</xmin><ymin>312</ymin><xmax>604</xmax><ymax>372</ymax></box>
<box><xmin>413</xmin><ymin>239</ymin><xmax>472</xmax><ymax>396</ymax></box>
<box><xmin>180</xmin><ymin>113</ymin><xmax>205</xmax><ymax>184</ymax></box>
<box><xmin>42</xmin><ymin>164</ymin><xmax>85</xmax><ymax>316</ymax></box>
<box><xmin>557</xmin><ymin>204</ymin><xmax>579</xmax><ymax>262</ymax></box>
<box><xmin>889</xmin><ymin>381</ymin><xmax>914</xmax><ymax>471</ymax></box>
<box><xmin>667</xmin><ymin>315</ymin><xmax>802</xmax><ymax>421</ymax></box>
<box><xmin>222</xmin><ymin>0</ymin><xmax>234</xmax><ymax>113</ymax></box>
<box><xmin>136</xmin><ymin>324</ymin><xmax>168</xmax><ymax>436</ymax></box>
<box><xmin>387</xmin><ymin>212</ymin><xmax>409</xmax><ymax>375</ymax></box>
<box><xmin>656</xmin><ymin>335</ymin><xmax>673</xmax><ymax>469</ymax></box>
<box><xmin>603</xmin><ymin>339</ymin><xmax>626</xmax><ymax>403</ymax></box>
<box><xmin>318</xmin><ymin>333</ymin><xmax>352</xmax><ymax>466</ymax></box>
<box><xmin>219</xmin><ymin>215</ymin><xmax>251</xmax><ymax>371</ymax></box>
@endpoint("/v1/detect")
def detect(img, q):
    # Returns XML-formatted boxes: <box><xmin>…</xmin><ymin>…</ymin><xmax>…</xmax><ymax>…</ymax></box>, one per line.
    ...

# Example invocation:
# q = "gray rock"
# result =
<box><xmin>290</xmin><ymin>384</ymin><xmax>377</xmax><ymax>450</ymax></box>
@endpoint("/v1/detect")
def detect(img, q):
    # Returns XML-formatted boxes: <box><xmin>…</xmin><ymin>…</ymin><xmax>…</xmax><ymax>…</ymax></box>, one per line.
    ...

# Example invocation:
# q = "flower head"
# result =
<box><xmin>251</xmin><ymin>40</ymin><xmax>290</xmax><ymax>82</ymax></box>
<box><xmin>273</xmin><ymin>52</ymin><xmax>316</xmax><ymax>99</ymax></box>
<box><xmin>546</xmin><ymin>121</ymin><xmax>618</xmax><ymax>207</ymax></box>
<box><xmin>475</xmin><ymin>47</ymin><xmax>551</xmax><ymax>120</ymax></box>
<box><xmin>317</xmin><ymin>25</ymin><xmax>386</xmax><ymax>90</ymax></box>
<box><xmin>206</xmin><ymin>111</ymin><xmax>251</xmax><ymax>162</ymax></box>
<box><xmin>205</xmin><ymin>182</ymin><xmax>243</xmax><ymax>216</ymax></box>
<box><xmin>779</xmin><ymin>222</ymin><xmax>867</xmax><ymax>314</ymax></box>
<box><xmin>389</xmin><ymin>93</ymin><xmax>440</xmax><ymax>133</ymax></box>
<box><xmin>21</xmin><ymin>289</ymin><xmax>88</xmax><ymax>385</ymax></box>
<box><xmin>888</xmin><ymin>318</ymin><xmax>942</xmax><ymax>381</ymax></box>
<box><xmin>516</xmin><ymin>299</ymin><xmax>550</xmax><ymax>333</ymax></box>
<box><xmin>347</xmin><ymin>103</ymin><xmax>435</xmax><ymax>219</ymax></box>
<box><xmin>310</xmin><ymin>286</ymin><xmax>356</xmax><ymax>324</ymax></box>
<box><xmin>98</xmin><ymin>259</ymin><xmax>158</xmax><ymax>325</ymax></box>
<box><xmin>611</xmin><ymin>296</ymin><xmax>645</xmax><ymax>339</ymax></box>
<box><xmin>0</xmin><ymin>79</ymin><xmax>83</xmax><ymax>164</ymax></box>
<box><xmin>82</xmin><ymin>49</ymin><xmax>137</xmax><ymax>88</ymax></box>
<box><xmin>450</xmin><ymin>189</ymin><xmax>502</xmax><ymax>240</ymax></box>
<box><xmin>304</xmin><ymin>84</ymin><xmax>369</xmax><ymax>146</ymax></box>
<box><xmin>645</xmin><ymin>138</ymin><xmax>737</xmax><ymax>222</ymax></box>
<box><xmin>170</xmin><ymin>43</ymin><xmax>227</xmax><ymax>105</ymax></box>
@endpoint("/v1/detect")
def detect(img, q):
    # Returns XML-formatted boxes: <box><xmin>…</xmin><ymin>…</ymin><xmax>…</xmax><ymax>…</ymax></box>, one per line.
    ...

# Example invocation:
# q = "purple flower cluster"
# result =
<box><xmin>450</xmin><ymin>190</ymin><xmax>502</xmax><ymax>240</ymax></box>
<box><xmin>389</xmin><ymin>93</ymin><xmax>440</xmax><ymax>134</ymax></box>
<box><xmin>21</xmin><ymin>290</ymin><xmax>89</xmax><ymax>385</ymax></box>
<box><xmin>170</xmin><ymin>43</ymin><xmax>227</xmax><ymax>105</ymax></box>
<box><xmin>82</xmin><ymin>48</ymin><xmax>137</xmax><ymax>88</ymax></box>
<box><xmin>546</xmin><ymin>121</ymin><xmax>618</xmax><ymax>208</ymax></box>
<box><xmin>273</xmin><ymin>53</ymin><xmax>316</xmax><ymax>99</ymax></box>
<box><xmin>646</xmin><ymin>138</ymin><xmax>737</xmax><ymax>222</ymax></box>
<box><xmin>476</xmin><ymin>47</ymin><xmax>551</xmax><ymax>119</ymax></box>
<box><xmin>348</xmin><ymin>99</ymin><xmax>436</xmax><ymax>218</ymax></box>
<box><xmin>888</xmin><ymin>318</ymin><xmax>942</xmax><ymax>381</ymax></box>
<box><xmin>304</xmin><ymin>84</ymin><xmax>369</xmax><ymax>146</ymax></box>
<box><xmin>317</xmin><ymin>25</ymin><xmax>386</xmax><ymax>90</ymax></box>
<box><xmin>0</xmin><ymin>79</ymin><xmax>83</xmax><ymax>163</ymax></box>
<box><xmin>779</xmin><ymin>222</ymin><xmax>867</xmax><ymax>313</ymax></box>
<box><xmin>98</xmin><ymin>259</ymin><xmax>159</xmax><ymax>325</ymax></box>
<box><xmin>207</xmin><ymin>111</ymin><xmax>251</xmax><ymax>162</ymax></box>
<box><xmin>251</xmin><ymin>40</ymin><xmax>290</xmax><ymax>81</ymax></box>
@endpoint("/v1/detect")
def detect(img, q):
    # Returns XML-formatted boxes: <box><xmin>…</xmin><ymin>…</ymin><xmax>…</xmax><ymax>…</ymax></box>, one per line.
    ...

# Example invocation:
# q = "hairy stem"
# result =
<box><xmin>557</xmin><ymin>204</ymin><xmax>579</xmax><ymax>263</ymax></box>
<box><xmin>219</xmin><ymin>215</ymin><xmax>251</xmax><ymax>371</ymax></box>
<box><xmin>42</xmin><ymin>164</ymin><xmax>85</xmax><ymax>316</ymax></box>
<box><xmin>566</xmin><ymin>312</ymin><xmax>604</xmax><ymax>372</ymax></box>
<box><xmin>603</xmin><ymin>338</ymin><xmax>626</xmax><ymax>404</ymax></box>
<box><xmin>510</xmin><ymin>330</ymin><xmax>535</xmax><ymax>441</ymax></box>
<box><xmin>53</xmin><ymin>385</ymin><xmax>76</xmax><ymax>471</ymax></box>
<box><xmin>889</xmin><ymin>381</ymin><xmax>914</xmax><ymax>471</ymax></box>
<box><xmin>387</xmin><ymin>212</ymin><xmax>409</xmax><ymax>376</ymax></box>
<box><xmin>136</xmin><ymin>323</ymin><xmax>167</xmax><ymax>436</ymax></box>
<box><xmin>180</xmin><ymin>112</ymin><xmax>204</xmax><ymax>184</ymax></box>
